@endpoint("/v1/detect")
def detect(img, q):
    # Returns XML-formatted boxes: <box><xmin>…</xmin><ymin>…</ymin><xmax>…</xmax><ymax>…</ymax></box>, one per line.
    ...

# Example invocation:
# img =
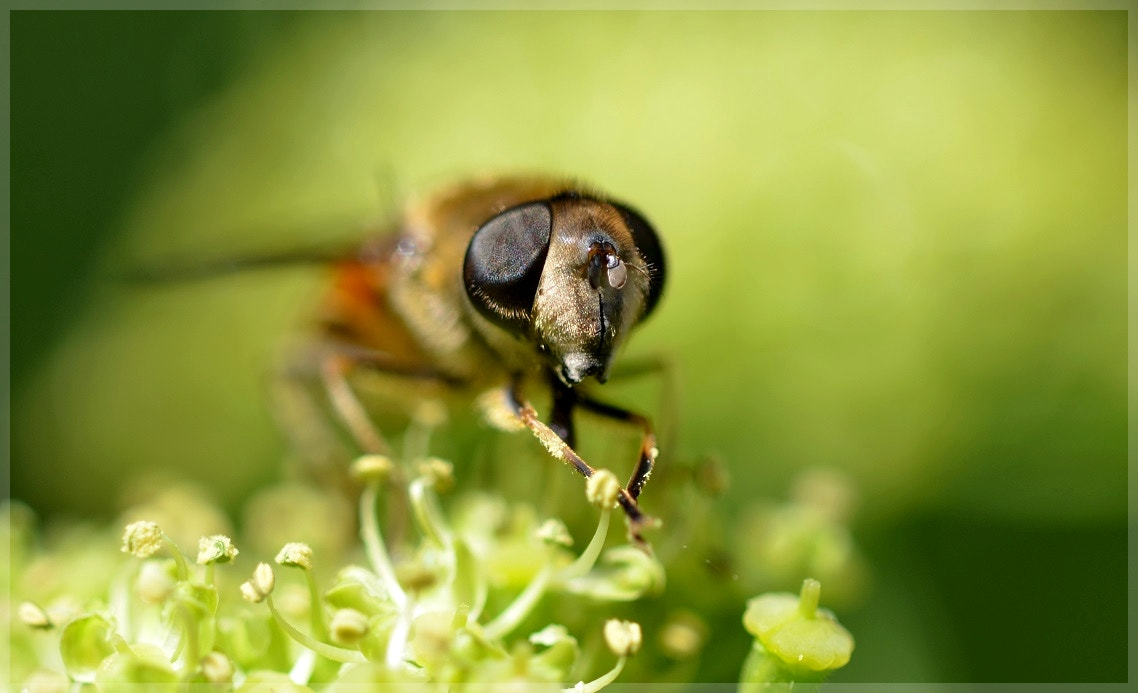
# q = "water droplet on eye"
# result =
<box><xmin>608</xmin><ymin>260</ymin><xmax>628</xmax><ymax>289</ymax></box>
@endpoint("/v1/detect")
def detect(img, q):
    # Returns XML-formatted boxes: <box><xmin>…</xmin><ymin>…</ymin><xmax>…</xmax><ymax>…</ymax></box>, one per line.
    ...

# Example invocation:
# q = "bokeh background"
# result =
<box><xmin>10</xmin><ymin>10</ymin><xmax>1127</xmax><ymax>683</ymax></box>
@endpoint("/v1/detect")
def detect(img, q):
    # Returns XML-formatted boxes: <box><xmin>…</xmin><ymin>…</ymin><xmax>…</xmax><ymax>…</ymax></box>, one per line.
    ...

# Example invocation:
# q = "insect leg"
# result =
<box><xmin>599</xmin><ymin>352</ymin><xmax>677</xmax><ymax>488</ymax></box>
<box><xmin>575</xmin><ymin>395</ymin><xmax>658</xmax><ymax>501</ymax></box>
<box><xmin>320</xmin><ymin>353</ymin><xmax>391</xmax><ymax>455</ymax></box>
<box><xmin>270</xmin><ymin>346</ymin><xmax>358</xmax><ymax>486</ymax></box>
<box><xmin>504</xmin><ymin>379</ymin><xmax>654</xmax><ymax>541</ymax></box>
<box><xmin>548</xmin><ymin>374</ymin><xmax>578</xmax><ymax>449</ymax></box>
<box><xmin>316</xmin><ymin>341</ymin><xmax>466</xmax><ymax>456</ymax></box>
<box><xmin>314</xmin><ymin>342</ymin><xmax>463</xmax><ymax>547</ymax></box>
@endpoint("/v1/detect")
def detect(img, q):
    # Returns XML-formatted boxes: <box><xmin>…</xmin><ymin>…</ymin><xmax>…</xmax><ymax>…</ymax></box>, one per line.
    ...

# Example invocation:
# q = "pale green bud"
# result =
<box><xmin>197</xmin><ymin>534</ymin><xmax>239</xmax><ymax>565</ymax></box>
<box><xmin>121</xmin><ymin>521</ymin><xmax>163</xmax><ymax>558</ymax></box>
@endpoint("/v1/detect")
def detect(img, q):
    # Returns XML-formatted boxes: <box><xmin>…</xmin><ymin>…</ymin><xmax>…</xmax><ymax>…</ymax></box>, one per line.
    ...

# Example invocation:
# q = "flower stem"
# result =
<box><xmin>161</xmin><ymin>534</ymin><xmax>190</xmax><ymax>582</ymax></box>
<box><xmin>109</xmin><ymin>631</ymin><xmax>136</xmax><ymax>657</ymax></box>
<box><xmin>564</xmin><ymin>656</ymin><xmax>627</xmax><ymax>693</ymax></box>
<box><xmin>385</xmin><ymin>606</ymin><xmax>413</xmax><ymax>670</ymax></box>
<box><xmin>304</xmin><ymin>570</ymin><xmax>328</xmax><ymax>642</ymax></box>
<box><xmin>561</xmin><ymin>509</ymin><xmax>611</xmax><ymax>579</ymax></box>
<box><xmin>176</xmin><ymin>602</ymin><xmax>199</xmax><ymax>669</ymax></box>
<box><xmin>409</xmin><ymin>478</ymin><xmax>452</xmax><ymax>551</ymax></box>
<box><xmin>403</xmin><ymin>410</ymin><xmax>434</xmax><ymax>463</ymax></box>
<box><xmin>798</xmin><ymin>578</ymin><xmax>821</xmax><ymax>618</ymax></box>
<box><xmin>482</xmin><ymin>564</ymin><xmax>554</xmax><ymax>640</ymax></box>
<box><xmin>264</xmin><ymin>595</ymin><xmax>367</xmax><ymax>664</ymax></box>
<box><xmin>289</xmin><ymin>649</ymin><xmax>317</xmax><ymax>685</ymax></box>
<box><xmin>359</xmin><ymin>481</ymin><xmax>407</xmax><ymax>609</ymax></box>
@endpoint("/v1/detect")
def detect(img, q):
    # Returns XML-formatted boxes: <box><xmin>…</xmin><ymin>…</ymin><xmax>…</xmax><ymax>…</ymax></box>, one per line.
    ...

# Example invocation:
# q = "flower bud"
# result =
<box><xmin>253</xmin><ymin>562</ymin><xmax>276</xmax><ymax>595</ymax></box>
<box><xmin>18</xmin><ymin>601</ymin><xmax>51</xmax><ymax>629</ymax></box>
<box><xmin>659</xmin><ymin>611</ymin><xmax>708</xmax><ymax>660</ymax></box>
<box><xmin>330</xmin><ymin>608</ymin><xmax>370</xmax><ymax>644</ymax></box>
<box><xmin>415</xmin><ymin>457</ymin><xmax>455</xmax><ymax>492</ymax></box>
<box><xmin>240</xmin><ymin>580</ymin><xmax>264</xmax><ymax>604</ymax></box>
<box><xmin>603</xmin><ymin>619</ymin><xmax>642</xmax><ymax>657</ymax></box>
<box><xmin>586</xmin><ymin>470</ymin><xmax>621</xmax><ymax>509</ymax></box>
<box><xmin>121</xmin><ymin>521</ymin><xmax>163</xmax><ymax>558</ymax></box>
<box><xmin>742</xmin><ymin>578</ymin><xmax>854</xmax><ymax>674</ymax></box>
<box><xmin>536</xmin><ymin>519</ymin><xmax>574</xmax><ymax>548</ymax></box>
<box><xmin>199</xmin><ymin>651</ymin><xmax>234</xmax><ymax>684</ymax></box>
<box><xmin>241</xmin><ymin>562</ymin><xmax>276</xmax><ymax>603</ymax></box>
<box><xmin>351</xmin><ymin>454</ymin><xmax>395</xmax><ymax>482</ymax></box>
<box><xmin>275</xmin><ymin>542</ymin><xmax>314</xmax><ymax>570</ymax></box>
<box><xmin>197</xmin><ymin>534</ymin><xmax>239</xmax><ymax>565</ymax></box>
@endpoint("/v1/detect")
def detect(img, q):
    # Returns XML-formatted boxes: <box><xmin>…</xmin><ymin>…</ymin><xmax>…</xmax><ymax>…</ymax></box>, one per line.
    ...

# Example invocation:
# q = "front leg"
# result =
<box><xmin>575</xmin><ymin>394</ymin><xmax>658</xmax><ymax>501</ymax></box>
<box><xmin>547</xmin><ymin>372</ymin><xmax>578</xmax><ymax>449</ymax></box>
<box><xmin>503</xmin><ymin>377</ymin><xmax>655</xmax><ymax>543</ymax></box>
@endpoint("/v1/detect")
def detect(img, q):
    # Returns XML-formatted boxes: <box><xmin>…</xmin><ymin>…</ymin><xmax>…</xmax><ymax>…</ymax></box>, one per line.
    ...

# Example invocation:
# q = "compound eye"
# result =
<box><xmin>464</xmin><ymin>201</ymin><xmax>553</xmax><ymax>332</ymax></box>
<box><xmin>612</xmin><ymin>202</ymin><xmax>666</xmax><ymax>319</ymax></box>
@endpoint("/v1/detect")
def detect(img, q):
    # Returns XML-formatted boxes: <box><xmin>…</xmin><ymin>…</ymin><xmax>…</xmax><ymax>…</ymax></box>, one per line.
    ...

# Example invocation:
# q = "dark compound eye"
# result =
<box><xmin>612</xmin><ymin>202</ymin><xmax>666</xmax><ymax>319</ymax></box>
<box><xmin>464</xmin><ymin>201</ymin><xmax>553</xmax><ymax>333</ymax></box>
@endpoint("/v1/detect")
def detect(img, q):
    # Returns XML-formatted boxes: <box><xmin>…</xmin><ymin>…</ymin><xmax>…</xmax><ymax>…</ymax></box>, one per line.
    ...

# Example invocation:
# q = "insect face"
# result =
<box><xmin>463</xmin><ymin>193</ymin><xmax>665</xmax><ymax>386</ymax></box>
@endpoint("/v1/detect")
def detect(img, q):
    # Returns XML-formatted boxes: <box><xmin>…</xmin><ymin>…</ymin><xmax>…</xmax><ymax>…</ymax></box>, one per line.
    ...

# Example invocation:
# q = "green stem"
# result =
<box><xmin>359</xmin><ymin>481</ymin><xmax>407</xmax><ymax>609</ymax></box>
<box><xmin>483</xmin><ymin>564</ymin><xmax>554</xmax><ymax>640</ymax></box>
<box><xmin>304</xmin><ymin>570</ymin><xmax>328</xmax><ymax>641</ymax></box>
<box><xmin>560</xmin><ymin>509</ymin><xmax>611</xmax><ymax>580</ymax></box>
<box><xmin>409</xmin><ymin>478</ymin><xmax>452</xmax><ymax>551</ymax></box>
<box><xmin>289</xmin><ymin>649</ymin><xmax>317</xmax><ymax>685</ymax></box>
<box><xmin>109</xmin><ymin>631</ymin><xmax>136</xmax><ymax>658</ymax></box>
<box><xmin>798</xmin><ymin>578</ymin><xmax>821</xmax><ymax>618</ymax></box>
<box><xmin>564</xmin><ymin>656</ymin><xmax>626</xmax><ymax>693</ymax></box>
<box><xmin>177</xmin><ymin>602</ymin><xmax>199</xmax><ymax>670</ymax></box>
<box><xmin>385</xmin><ymin>605</ymin><xmax>414</xmax><ymax>669</ymax></box>
<box><xmin>167</xmin><ymin>619</ymin><xmax>186</xmax><ymax>664</ymax></box>
<box><xmin>402</xmin><ymin>410</ymin><xmax>433</xmax><ymax>463</ymax></box>
<box><xmin>161</xmin><ymin>534</ymin><xmax>189</xmax><ymax>582</ymax></box>
<box><xmin>265</xmin><ymin>595</ymin><xmax>367</xmax><ymax>664</ymax></box>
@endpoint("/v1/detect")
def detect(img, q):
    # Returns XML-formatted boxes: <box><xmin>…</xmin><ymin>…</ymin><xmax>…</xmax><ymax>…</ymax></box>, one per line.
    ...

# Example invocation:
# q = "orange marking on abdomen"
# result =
<box><xmin>320</xmin><ymin>258</ymin><xmax>427</xmax><ymax>365</ymax></box>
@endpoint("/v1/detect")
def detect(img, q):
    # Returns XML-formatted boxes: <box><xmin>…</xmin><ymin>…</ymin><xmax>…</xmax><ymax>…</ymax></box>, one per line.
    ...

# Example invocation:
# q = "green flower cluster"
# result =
<box><xmin>6</xmin><ymin>415</ymin><xmax>857</xmax><ymax>689</ymax></box>
<box><xmin>6</xmin><ymin>448</ymin><xmax>666</xmax><ymax>690</ymax></box>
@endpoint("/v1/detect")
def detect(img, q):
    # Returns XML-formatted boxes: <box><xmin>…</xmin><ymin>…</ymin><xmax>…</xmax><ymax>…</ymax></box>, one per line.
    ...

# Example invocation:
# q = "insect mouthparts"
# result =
<box><xmin>561</xmin><ymin>353</ymin><xmax>604</xmax><ymax>385</ymax></box>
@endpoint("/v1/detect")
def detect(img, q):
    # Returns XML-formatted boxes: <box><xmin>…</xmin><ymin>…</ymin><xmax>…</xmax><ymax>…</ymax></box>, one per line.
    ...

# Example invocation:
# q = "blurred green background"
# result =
<box><xmin>10</xmin><ymin>10</ymin><xmax>1127</xmax><ymax>683</ymax></box>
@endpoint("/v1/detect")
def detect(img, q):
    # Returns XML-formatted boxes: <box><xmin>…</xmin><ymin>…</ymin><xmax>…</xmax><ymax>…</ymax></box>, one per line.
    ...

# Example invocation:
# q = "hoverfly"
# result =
<box><xmin>319</xmin><ymin>176</ymin><xmax>665</xmax><ymax>536</ymax></box>
<box><xmin>142</xmin><ymin>175</ymin><xmax>666</xmax><ymax>538</ymax></box>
